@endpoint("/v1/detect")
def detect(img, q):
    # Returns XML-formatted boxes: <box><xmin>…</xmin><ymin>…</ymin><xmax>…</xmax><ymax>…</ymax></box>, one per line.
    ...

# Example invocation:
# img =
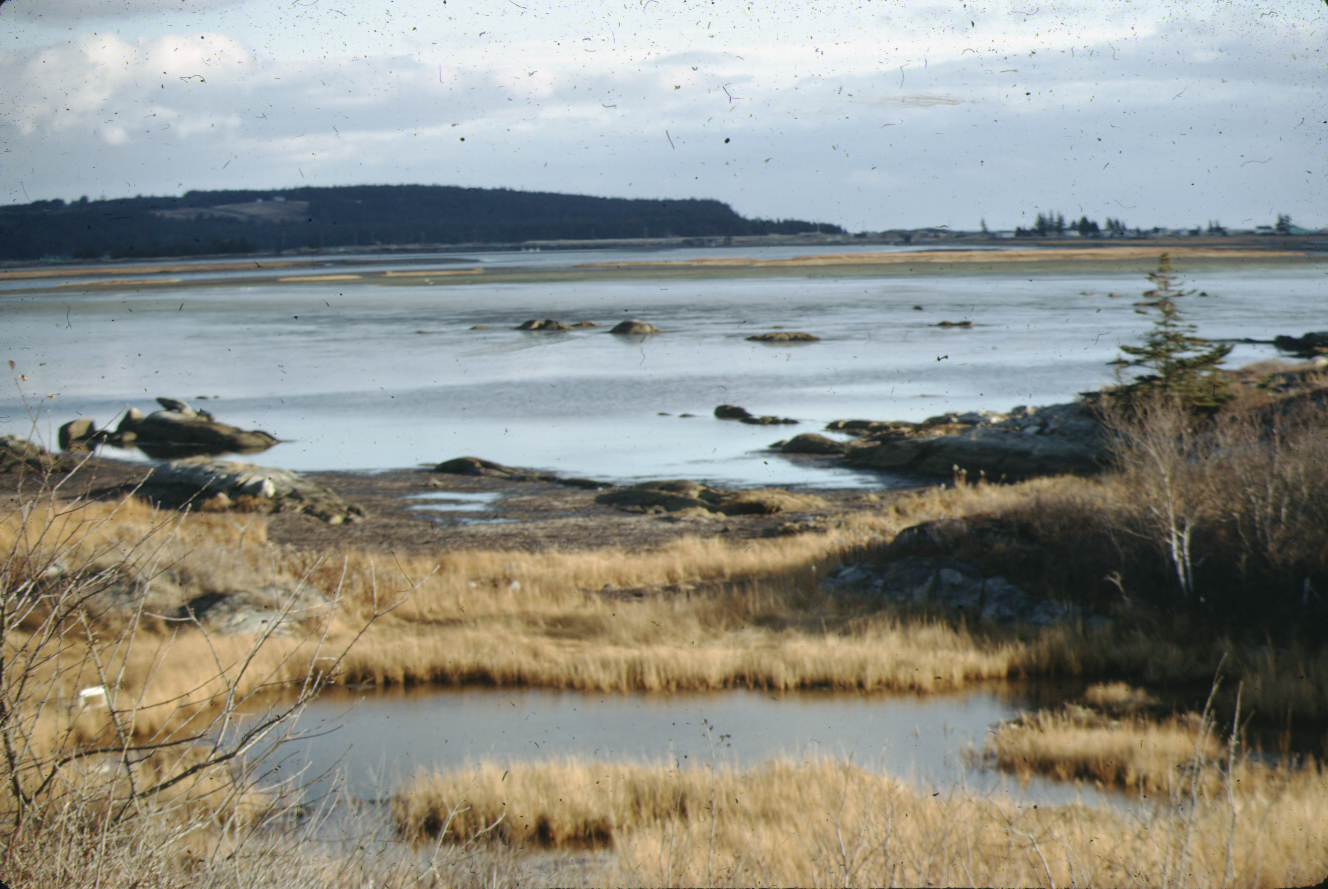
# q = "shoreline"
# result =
<box><xmin>2</xmin><ymin>241</ymin><xmax>1323</xmax><ymax>296</ymax></box>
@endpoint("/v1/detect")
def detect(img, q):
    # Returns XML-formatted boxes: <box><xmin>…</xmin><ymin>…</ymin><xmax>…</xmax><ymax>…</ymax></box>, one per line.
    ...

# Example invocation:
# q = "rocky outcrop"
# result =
<box><xmin>714</xmin><ymin>405</ymin><xmax>799</xmax><ymax>426</ymax></box>
<box><xmin>1273</xmin><ymin>331</ymin><xmax>1328</xmax><ymax>359</ymax></box>
<box><xmin>839</xmin><ymin>402</ymin><xmax>1106</xmax><ymax>480</ymax></box>
<box><xmin>821</xmin><ymin>556</ymin><xmax>1098</xmax><ymax>629</ymax></box>
<box><xmin>610</xmin><ymin>319</ymin><xmax>661</xmax><ymax>335</ymax></box>
<box><xmin>516</xmin><ymin>319</ymin><xmax>570</xmax><ymax>331</ymax></box>
<box><xmin>59</xmin><ymin>397</ymin><xmax>279</xmax><ymax>459</ymax></box>
<box><xmin>746</xmin><ymin>332</ymin><xmax>820</xmax><ymax>342</ymax></box>
<box><xmin>596</xmin><ymin>479</ymin><xmax>827</xmax><ymax>516</ymax></box>
<box><xmin>137</xmin><ymin>460</ymin><xmax>365</xmax><ymax>523</ymax></box>
<box><xmin>935</xmin><ymin>320</ymin><xmax>975</xmax><ymax>329</ymax></box>
<box><xmin>433</xmin><ymin>456</ymin><xmax>608</xmax><ymax>489</ymax></box>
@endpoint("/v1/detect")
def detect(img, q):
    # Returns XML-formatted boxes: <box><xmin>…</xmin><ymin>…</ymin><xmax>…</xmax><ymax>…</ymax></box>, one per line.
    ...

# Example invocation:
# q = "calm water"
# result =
<box><xmin>3</xmin><ymin>246</ymin><xmax>1324</xmax><ymax>486</ymax></box>
<box><xmin>279</xmin><ymin>685</ymin><xmax>1117</xmax><ymax>809</ymax></box>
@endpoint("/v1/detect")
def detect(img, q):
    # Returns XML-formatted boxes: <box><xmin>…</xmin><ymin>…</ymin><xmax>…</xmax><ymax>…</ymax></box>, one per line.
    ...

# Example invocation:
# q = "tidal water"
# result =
<box><xmin>3</xmin><ymin>246</ymin><xmax>1323</xmax><ymax>487</ymax></box>
<box><xmin>279</xmin><ymin>684</ymin><xmax>1118</xmax><ymax>810</ymax></box>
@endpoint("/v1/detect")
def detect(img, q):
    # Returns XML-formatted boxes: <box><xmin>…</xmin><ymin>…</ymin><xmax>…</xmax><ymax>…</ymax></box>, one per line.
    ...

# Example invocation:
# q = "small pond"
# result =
<box><xmin>281</xmin><ymin>684</ymin><xmax>1122</xmax><ymax>810</ymax></box>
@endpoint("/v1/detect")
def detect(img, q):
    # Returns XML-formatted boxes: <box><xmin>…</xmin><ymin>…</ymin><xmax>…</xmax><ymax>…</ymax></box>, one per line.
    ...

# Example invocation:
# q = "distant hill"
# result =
<box><xmin>0</xmin><ymin>185</ymin><xmax>843</xmax><ymax>261</ymax></box>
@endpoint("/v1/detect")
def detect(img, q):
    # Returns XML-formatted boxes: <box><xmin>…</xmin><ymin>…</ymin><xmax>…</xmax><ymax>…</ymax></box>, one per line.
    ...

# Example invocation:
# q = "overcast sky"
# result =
<box><xmin>3</xmin><ymin>0</ymin><xmax>1325</xmax><ymax>231</ymax></box>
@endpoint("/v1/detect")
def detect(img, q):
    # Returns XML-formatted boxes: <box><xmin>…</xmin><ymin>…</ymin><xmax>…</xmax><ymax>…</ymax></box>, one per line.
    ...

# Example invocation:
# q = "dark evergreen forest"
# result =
<box><xmin>0</xmin><ymin>184</ymin><xmax>842</xmax><ymax>261</ymax></box>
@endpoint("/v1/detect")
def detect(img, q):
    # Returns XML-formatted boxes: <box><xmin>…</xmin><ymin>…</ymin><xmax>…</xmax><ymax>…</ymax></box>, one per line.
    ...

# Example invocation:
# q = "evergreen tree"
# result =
<box><xmin>1108</xmin><ymin>253</ymin><xmax>1232</xmax><ymax>412</ymax></box>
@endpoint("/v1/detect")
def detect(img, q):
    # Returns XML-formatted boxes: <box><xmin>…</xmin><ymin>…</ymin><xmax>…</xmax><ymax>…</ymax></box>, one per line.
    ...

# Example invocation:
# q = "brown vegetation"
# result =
<box><xmin>396</xmin><ymin>757</ymin><xmax>1328</xmax><ymax>887</ymax></box>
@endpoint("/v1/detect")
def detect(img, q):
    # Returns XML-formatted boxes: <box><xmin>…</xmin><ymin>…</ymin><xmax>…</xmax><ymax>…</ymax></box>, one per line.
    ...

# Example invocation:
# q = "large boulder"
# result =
<box><xmin>139</xmin><ymin>460</ymin><xmax>364</xmax><ymax>523</ymax></box>
<box><xmin>610</xmin><ymin>319</ymin><xmax>661</xmax><ymax>335</ymax></box>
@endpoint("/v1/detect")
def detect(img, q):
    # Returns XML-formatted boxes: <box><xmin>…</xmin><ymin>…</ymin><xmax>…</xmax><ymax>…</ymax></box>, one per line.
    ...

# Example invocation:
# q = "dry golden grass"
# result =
<box><xmin>397</xmin><ymin>758</ymin><xmax>1328</xmax><ymax>887</ymax></box>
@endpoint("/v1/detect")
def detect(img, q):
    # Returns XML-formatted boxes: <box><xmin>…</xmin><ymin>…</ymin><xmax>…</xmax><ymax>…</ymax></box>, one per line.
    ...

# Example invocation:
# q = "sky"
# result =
<box><xmin>2</xmin><ymin>0</ymin><xmax>1325</xmax><ymax>232</ymax></box>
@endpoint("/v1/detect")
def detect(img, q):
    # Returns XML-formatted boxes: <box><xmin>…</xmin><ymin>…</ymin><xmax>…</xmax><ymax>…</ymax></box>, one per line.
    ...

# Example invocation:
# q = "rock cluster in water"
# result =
<box><xmin>1273</xmin><ymin>331</ymin><xmax>1328</xmax><ymax>360</ymax></box>
<box><xmin>610</xmin><ymin>319</ymin><xmax>662</xmax><ymax>335</ymax></box>
<box><xmin>60</xmin><ymin>397</ymin><xmax>278</xmax><ymax>459</ymax></box>
<box><xmin>714</xmin><ymin>404</ymin><xmax>799</xmax><ymax>426</ymax></box>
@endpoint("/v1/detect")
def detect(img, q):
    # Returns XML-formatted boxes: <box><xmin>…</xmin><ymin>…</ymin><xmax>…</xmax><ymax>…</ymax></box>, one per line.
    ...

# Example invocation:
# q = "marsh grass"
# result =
<box><xmin>395</xmin><ymin>756</ymin><xmax>1328</xmax><ymax>887</ymax></box>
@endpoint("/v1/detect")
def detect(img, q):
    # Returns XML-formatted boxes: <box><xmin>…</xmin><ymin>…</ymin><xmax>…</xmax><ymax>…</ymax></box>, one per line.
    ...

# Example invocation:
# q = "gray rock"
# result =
<box><xmin>778</xmin><ymin>433</ymin><xmax>847</xmax><ymax>455</ymax></box>
<box><xmin>59</xmin><ymin>418</ymin><xmax>99</xmax><ymax>451</ymax></box>
<box><xmin>610</xmin><ymin>319</ymin><xmax>662</xmax><ymax>335</ymax></box>
<box><xmin>745</xmin><ymin>332</ymin><xmax>819</xmax><ymax>342</ymax></box>
<box><xmin>2</xmin><ymin>434</ymin><xmax>72</xmax><ymax>472</ymax></box>
<box><xmin>175</xmin><ymin>584</ymin><xmax>333</xmax><ymax>637</ymax></box>
<box><xmin>516</xmin><ymin>319</ymin><xmax>570</xmax><ymax>331</ymax></box>
<box><xmin>713</xmin><ymin>404</ymin><xmax>798</xmax><ymax>426</ymax></box>
<box><xmin>142</xmin><ymin>460</ymin><xmax>365</xmax><ymax>523</ymax></box>
<box><xmin>821</xmin><ymin>556</ymin><xmax>1088</xmax><ymax>628</ymax></box>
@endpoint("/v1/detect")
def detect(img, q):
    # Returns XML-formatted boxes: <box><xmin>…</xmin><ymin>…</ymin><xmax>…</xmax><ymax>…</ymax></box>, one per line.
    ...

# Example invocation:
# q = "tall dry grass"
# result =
<box><xmin>396</xmin><ymin>757</ymin><xmax>1328</xmax><ymax>887</ymax></box>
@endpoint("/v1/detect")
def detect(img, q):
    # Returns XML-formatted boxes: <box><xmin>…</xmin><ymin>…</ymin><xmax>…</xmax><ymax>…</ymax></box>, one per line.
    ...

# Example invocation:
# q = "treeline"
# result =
<box><xmin>0</xmin><ymin>184</ymin><xmax>843</xmax><ymax>261</ymax></box>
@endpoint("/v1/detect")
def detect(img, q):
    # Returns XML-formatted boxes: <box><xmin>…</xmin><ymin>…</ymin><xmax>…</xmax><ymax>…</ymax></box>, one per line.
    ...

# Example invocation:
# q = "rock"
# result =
<box><xmin>821</xmin><ymin>556</ymin><xmax>1084</xmax><ymax>627</ymax></box>
<box><xmin>936</xmin><ymin>320</ymin><xmax>975</xmax><ymax>328</ymax></box>
<box><xmin>745</xmin><ymin>332</ymin><xmax>820</xmax><ymax>342</ymax></box>
<box><xmin>1</xmin><ymin>434</ymin><xmax>73</xmax><ymax>473</ymax></box>
<box><xmin>715</xmin><ymin>405</ymin><xmax>754</xmax><ymax>421</ymax></box>
<box><xmin>470</xmin><ymin>325</ymin><xmax>493</xmax><ymax>330</ymax></box>
<box><xmin>596</xmin><ymin>480</ymin><xmax>827</xmax><ymax>516</ymax></box>
<box><xmin>840</xmin><ymin>400</ymin><xmax>1106</xmax><ymax>480</ymax></box>
<box><xmin>174</xmin><ymin>584</ymin><xmax>333</xmax><ymax>637</ymax></box>
<box><xmin>778</xmin><ymin>433</ymin><xmax>847</xmax><ymax>455</ymax></box>
<box><xmin>58</xmin><ymin>418</ymin><xmax>99</xmax><ymax>452</ymax></box>
<box><xmin>569</xmin><ymin>321</ymin><xmax>600</xmax><ymax>328</ymax></box>
<box><xmin>433</xmin><ymin>456</ymin><xmax>611</xmax><ymax>489</ymax></box>
<box><xmin>1272</xmin><ymin>331</ymin><xmax>1328</xmax><ymax>359</ymax></box>
<box><xmin>713</xmin><ymin>405</ymin><xmax>799</xmax><ymax>426</ymax></box>
<box><xmin>610</xmin><ymin>319</ymin><xmax>661</xmax><ymax>335</ymax></box>
<box><xmin>64</xmin><ymin>399</ymin><xmax>278</xmax><ymax>459</ymax></box>
<box><xmin>140</xmin><ymin>460</ymin><xmax>365</xmax><ymax>523</ymax></box>
<box><xmin>516</xmin><ymin>319</ymin><xmax>569</xmax><ymax>331</ymax></box>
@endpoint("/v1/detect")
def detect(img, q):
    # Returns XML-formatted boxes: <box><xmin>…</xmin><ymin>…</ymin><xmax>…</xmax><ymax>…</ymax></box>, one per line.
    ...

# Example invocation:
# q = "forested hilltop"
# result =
<box><xmin>0</xmin><ymin>184</ymin><xmax>842</xmax><ymax>261</ymax></box>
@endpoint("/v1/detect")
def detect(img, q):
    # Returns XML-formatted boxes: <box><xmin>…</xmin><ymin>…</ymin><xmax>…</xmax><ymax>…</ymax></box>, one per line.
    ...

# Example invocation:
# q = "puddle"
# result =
<box><xmin>285</xmin><ymin>685</ymin><xmax>1122</xmax><ymax>810</ymax></box>
<box><xmin>401</xmin><ymin>490</ymin><xmax>503</xmax><ymax>513</ymax></box>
